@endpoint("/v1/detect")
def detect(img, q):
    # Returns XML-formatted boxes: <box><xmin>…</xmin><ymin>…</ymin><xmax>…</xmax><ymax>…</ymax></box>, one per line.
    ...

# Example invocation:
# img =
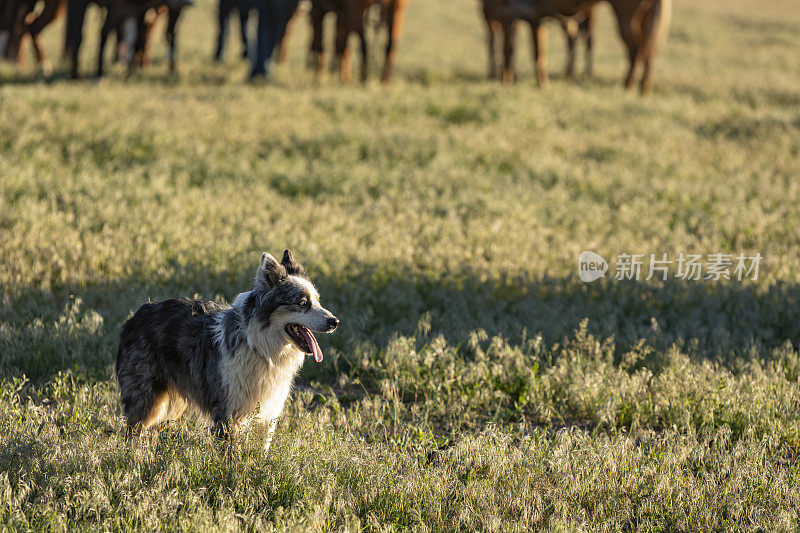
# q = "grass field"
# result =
<box><xmin>2</xmin><ymin>0</ymin><xmax>800</xmax><ymax>529</ymax></box>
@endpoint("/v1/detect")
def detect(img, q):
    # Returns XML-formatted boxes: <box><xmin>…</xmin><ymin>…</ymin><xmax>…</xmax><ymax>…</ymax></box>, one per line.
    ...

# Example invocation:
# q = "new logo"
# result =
<box><xmin>578</xmin><ymin>251</ymin><xmax>608</xmax><ymax>283</ymax></box>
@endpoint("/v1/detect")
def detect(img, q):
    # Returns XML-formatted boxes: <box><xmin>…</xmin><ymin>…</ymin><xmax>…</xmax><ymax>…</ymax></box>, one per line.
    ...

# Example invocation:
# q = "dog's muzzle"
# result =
<box><xmin>325</xmin><ymin>316</ymin><xmax>339</xmax><ymax>332</ymax></box>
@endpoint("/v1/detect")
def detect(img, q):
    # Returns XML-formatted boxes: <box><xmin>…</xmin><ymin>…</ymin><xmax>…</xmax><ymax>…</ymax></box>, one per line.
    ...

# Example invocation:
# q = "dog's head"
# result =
<box><xmin>249</xmin><ymin>249</ymin><xmax>338</xmax><ymax>362</ymax></box>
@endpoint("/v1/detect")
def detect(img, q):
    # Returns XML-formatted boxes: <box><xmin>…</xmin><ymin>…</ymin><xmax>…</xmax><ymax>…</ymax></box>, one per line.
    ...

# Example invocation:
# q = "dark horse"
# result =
<box><xmin>496</xmin><ymin>0</ymin><xmax>672</xmax><ymax>93</ymax></box>
<box><xmin>64</xmin><ymin>0</ymin><xmax>191</xmax><ymax>78</ymax></box>
<box><xmin>309</xmin><ymin>0</ymin><xmax>409</xmax><ymax>83</ymax></box>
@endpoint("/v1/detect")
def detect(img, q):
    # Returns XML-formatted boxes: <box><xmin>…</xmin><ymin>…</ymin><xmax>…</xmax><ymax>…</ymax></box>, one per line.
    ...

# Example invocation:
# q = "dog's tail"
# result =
<box><xmin>115</xmin><ymin>302</ymin><xmax>157</xmax><ymax>381</ymax></box>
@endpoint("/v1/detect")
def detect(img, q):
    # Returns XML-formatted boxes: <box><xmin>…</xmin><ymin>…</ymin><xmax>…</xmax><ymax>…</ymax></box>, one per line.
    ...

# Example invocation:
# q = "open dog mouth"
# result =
<box><xmin>285</xmin><ymin>324</ymin><xmax>323</xmax><ymax>362</ymax></box>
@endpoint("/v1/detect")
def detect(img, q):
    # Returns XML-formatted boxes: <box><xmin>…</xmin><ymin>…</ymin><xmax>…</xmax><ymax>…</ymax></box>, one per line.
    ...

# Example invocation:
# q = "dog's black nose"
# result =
<box><xmin>327</xmin><ymin>317</ymin><xmax>339</xmax><ymax>329</ymax></box>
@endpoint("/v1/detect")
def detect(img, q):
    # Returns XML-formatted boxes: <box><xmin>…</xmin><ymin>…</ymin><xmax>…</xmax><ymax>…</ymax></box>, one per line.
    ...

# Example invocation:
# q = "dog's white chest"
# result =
<box><xmin>220</xmin><ymin>345</ymin><xmax>305</xmax><ymax>424</ymax></box>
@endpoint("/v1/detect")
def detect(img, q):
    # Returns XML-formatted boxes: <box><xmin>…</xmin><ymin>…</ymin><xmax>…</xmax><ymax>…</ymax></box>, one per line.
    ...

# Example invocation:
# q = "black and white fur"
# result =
<box><xmin>116</xmin><ymin>249</ymin><xmax>338</xmax><ymax>451</ymax></box>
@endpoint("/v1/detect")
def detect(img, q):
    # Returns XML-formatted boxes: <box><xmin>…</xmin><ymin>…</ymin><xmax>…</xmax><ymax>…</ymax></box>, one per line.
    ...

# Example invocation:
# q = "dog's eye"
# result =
<box><xmin>299</xmin><ymin>297</ymin><xmax>309</xmax><ymax>308</ymax></box>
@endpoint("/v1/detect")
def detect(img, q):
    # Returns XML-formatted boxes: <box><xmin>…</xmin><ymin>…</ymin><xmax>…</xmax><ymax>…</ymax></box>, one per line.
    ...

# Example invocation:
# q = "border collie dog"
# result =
<box><xmin>116</xmin><ymin>250</ymin><xmax>338</xmax><ymax>451</ymax></box>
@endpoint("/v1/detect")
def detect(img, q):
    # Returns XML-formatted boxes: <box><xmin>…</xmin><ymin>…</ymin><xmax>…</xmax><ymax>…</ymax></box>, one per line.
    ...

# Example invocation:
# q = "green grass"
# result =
<box><xmin>2</xmin><ymin>0</ymin><xmax>800</xmax><ymax>529</ymax></box>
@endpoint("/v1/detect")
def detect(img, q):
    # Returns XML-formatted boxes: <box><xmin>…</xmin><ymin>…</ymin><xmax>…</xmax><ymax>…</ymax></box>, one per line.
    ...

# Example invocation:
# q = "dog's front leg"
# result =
<box><xmin>212</xmin><ymin>419</ymin><xmax>231</xmax><ymax>439</ymax></box>
<box><xmin>258</xmin><ymin>418</ymin><xmax>278</xmax><ymax>453</ymax></box>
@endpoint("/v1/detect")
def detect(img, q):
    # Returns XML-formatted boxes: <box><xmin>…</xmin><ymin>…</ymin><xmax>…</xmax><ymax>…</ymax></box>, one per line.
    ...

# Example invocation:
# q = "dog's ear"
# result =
<box><xmin>281</xmin><ymin>249</ymin><xmax>306</xmax><ymax>277</ymax></box>
<box><xmin>255</xmin><ymin>252</ymin><xmax>287</xmax><ymax>290</ymax></box>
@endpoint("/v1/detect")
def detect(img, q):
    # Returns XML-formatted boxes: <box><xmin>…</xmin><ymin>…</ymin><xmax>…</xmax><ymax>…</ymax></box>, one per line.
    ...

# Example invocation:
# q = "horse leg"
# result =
<box><xmin>309</xmin><ymin>7</ymin><xmax>324</xmax><ymax>77</ymax></box>
<box><xmin>623</xmin><ymin>42</ymin><xmax>638</xmax><ymax>91</ymax></box>
<box><xmin>560</xmin><ymin>16</ymin><xmax>577</xmax><ymax>78</ymax></box>
<box><xmin>122</xmin><ymin>16</ymin><xmax>138</xmax><ymax>76</ymax></box>
<box><xmin>582</xmin><ymin>10</ymin><xmax>594</xmax><ymax>77</ymax></box>
<box><xmin>357</xmin><ymin>15</ymin><xmax>367</xmax><ymax>83</ymax></box>
<box><xmin>142</xmin><ymin>6</ymin><xmax>164</xmax><ymax>69</ymax></box>
<box><xmin>334</xmin><ymin>15</ymin><xmax>350</xmax><ymax>82</ymax></box>
<box><xmin>166</xmin><ymin>6</ymin><xmax>180</xmax><ymax>73</ymax></box>
<box><xmin>381</xmin><ymin>0</ymin><xmax>407</xmax><ymax>83</ymax></box>
<box><xmin>97</xmin><ymin>8</ymin><xmax>117</xmax><ymax>77</ymax></box>
<box><xmin>5</xmin><ymin>0</ymin><xmax>28</xmax><ymax>63</ymax></box>
<box><xmin>486</xmin><ymin>18</ymin><xmax>498</xmax><ymax>80</ymax></box>
<box><xmin>214</xmin><ymin>0</ymin><xmax>231</xmax><ymax>60</ymax></box>
<box><xmin>0</xmin><ymin>0</ymin><xmax>12</xmax><ymax>57</ymax></box>
<box><xmin>501</xmin><ymin>19</ymin><xmax>516</xmax><ymax>85</ymax></box>
<box><xmin>532</xmin><ymin>19</ymin><xmax>548</xmax><ymax>87</ymax></box>
<box><xmin>132</xmin><ymin>11</ymin><xmax>151</xmax><ymax>71</ymax></box>
<box><xmin>238</xmin><ymin>4</ymin><xmax>248</xmax><ymax>58</ymax></box>
<box><xmin>276</xmin><ymin>5</ymin><xmax>296</xmax><ymax>64</ymax></box>
<box><xmin>64</xmin><ymin>0</ymin><xmax>89</xmax><ymax>78</ymax></box>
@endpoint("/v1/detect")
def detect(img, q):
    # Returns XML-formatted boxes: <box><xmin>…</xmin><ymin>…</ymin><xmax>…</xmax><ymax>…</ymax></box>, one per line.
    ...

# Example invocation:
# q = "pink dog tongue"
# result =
<box><xmin>298</xmin><ymin>326</ymin><xmax>323</xmax><ymax>362</ymax></box>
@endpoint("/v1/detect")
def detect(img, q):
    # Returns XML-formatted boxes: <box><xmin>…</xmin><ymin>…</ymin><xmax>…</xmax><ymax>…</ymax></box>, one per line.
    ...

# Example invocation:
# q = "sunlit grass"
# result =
<box><xmin>1</xmin><ymin>0</ymin><xmax>800</xmax><ymax>529</ymax></box>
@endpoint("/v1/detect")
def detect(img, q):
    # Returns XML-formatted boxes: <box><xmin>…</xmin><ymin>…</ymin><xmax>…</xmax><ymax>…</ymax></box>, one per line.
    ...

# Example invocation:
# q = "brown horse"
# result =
<box><xmin>482</xmin><ymin>0</ymin><xmax>594</xmax><ymax>86</ymax></box>
<box><xmin>0</xmin><ymin>0</ymin><xmax>65</xmax><ymax>73</ymax></box>
<box><xmin>309</xmin><ymin>0</ymin><xmax>408</xmax><ymax>83</ymax></box>
<box><xmin>499</xmin><ymin>0</ymin><xmax>671</xmax><ymax>93</ymax></box>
